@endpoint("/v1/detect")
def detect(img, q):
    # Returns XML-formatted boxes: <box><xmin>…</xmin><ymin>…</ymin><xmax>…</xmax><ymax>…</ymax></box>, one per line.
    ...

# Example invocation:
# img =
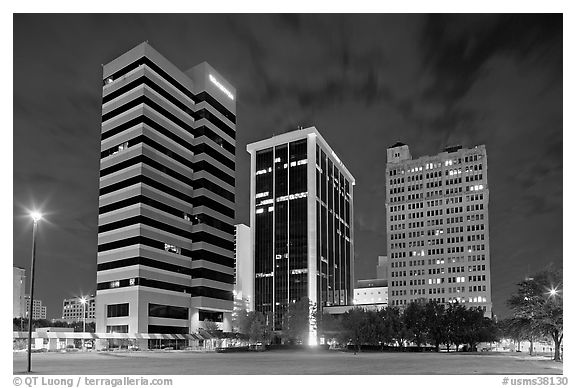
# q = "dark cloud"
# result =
<box><xmin>13</xmin><ymin>14</ymin><xmax>562</xmax><ymax>319</ymax></box>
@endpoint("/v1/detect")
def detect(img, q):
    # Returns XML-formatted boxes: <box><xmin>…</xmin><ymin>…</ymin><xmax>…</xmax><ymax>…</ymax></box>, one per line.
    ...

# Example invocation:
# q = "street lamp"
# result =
<box><xmin>79</xmin><ymin>296</ymin><xmax>87</xmax><ymax>350</ymax></box>
<box><xmin>26</xmin><ymin>211</ymin><xmax>42</xmax><ymax>373</ymax></box>
<box><xmin>546</xmin><ymin>285</ymin><xmax>561</xmax><ymax>299</ymax></box>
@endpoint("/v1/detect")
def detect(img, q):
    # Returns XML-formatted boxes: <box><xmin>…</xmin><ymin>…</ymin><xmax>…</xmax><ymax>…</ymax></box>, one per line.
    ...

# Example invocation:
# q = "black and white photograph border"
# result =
<box><xmin>6</xmin><ymin>1</ymin><xmax>572</xmax><ymax>386</ymax></box>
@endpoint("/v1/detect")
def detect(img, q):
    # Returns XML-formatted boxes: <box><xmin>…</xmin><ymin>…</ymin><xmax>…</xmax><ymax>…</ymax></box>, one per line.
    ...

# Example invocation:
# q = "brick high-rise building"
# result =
<box><xmin>385</xmin><ymin>143</ymin><xmax>492</xmax><ymax>316</ymax></box>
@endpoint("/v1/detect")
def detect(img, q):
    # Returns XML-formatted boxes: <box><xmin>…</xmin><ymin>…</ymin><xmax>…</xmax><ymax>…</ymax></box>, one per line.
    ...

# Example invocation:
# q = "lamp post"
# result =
<box><xmin>80</xmin><ymin>297</ymin><xmax>87</xmax><ymax>350</ymax></box>
<box><xmin>26</xmin><ymin>211</ymin><xmax>42</xmax><ymax>373</ymax></box>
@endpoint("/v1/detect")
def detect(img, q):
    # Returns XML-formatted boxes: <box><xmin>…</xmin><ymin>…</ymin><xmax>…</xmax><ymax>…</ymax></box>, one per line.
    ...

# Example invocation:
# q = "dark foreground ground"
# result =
<box><xmin>13</xmin><ymin>349</ymin><xmax>563</xmax><ymax>375</ymax></box>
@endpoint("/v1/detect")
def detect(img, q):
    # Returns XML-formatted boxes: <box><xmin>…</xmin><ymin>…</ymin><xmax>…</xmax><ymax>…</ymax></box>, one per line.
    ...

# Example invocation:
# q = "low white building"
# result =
<box><xmin>354</xmin><ymin>279</ymin><xmax>388</xmax><ymax>306</ymax></box>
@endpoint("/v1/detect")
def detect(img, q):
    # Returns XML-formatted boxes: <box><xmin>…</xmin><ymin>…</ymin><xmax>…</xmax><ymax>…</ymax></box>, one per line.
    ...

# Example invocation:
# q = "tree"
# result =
<box><xmin>232</xmin><ymin>309</ymin><xmax>250</xmax><ymax>334</ymax></box>
<box><xmin>202</xmin><ymin>319</ymin><xmax>220</xmax><ymax>333</ymax></box>
<box><xmin>247</xmin><ymin>311</ymin><xmax>273</xmax><ymax>344</ymax></box>
<box><xmin>424</xmin><ymin>301</ymin><xmax>447</xmax><ymax>352</ymax></box>
<box><xmin>340</xmin><ymin>308</ymin><xmax>372</xmax><ymax>353</ymax></box>
<box><xmin>377</xmin><ymin>307</ymin><xmax>399</xmax><ymax>346</ymax></box>
<box><xmin>403</xmin><ymin>301</ymin><xmax>428</xmax><ymax>348</ymax></box>
<box><xmin>508</xmin><ymin>267</ymin><xmax>563</xmax><ymax>361</ymax></box>
<box><xmin>445</xmin><ymin>302</ymin><xmax>467</xmax><ymax>351</ymax></box>
<box><xmin>233</xmin><ymin>310</ymin><xmax>273</xmax><ymax>344</ymax></box>
<box><xmin>380</xmin><ymin>306</ymin><xmax>410</xmax><ymax>348</ymax></box>
<box><xmin>460</xmin><ymin>307</ymin><xmax>486</xmax><ymax>351</ymax></box>
<box><xmin>316</xmin><ymin>312</ymin><xmax>343</xmax><ymax>343</ymax></box>
<box><xmin>282</xmin><ymin>298</ymin><xmax>314</xmax><ymax>344</ymax></box>
<box><xmin>500</xmin><ymin>317</ymin><xmax>540</xmax><ymax>355</ymax></box>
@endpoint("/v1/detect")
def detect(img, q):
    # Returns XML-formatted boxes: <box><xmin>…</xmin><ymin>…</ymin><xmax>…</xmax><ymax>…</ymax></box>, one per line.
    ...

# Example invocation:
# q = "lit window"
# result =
<box><xmin>109</xmin><ymin>281</ymin><xmax>120</xmax><ymax>288</ymax></box>
<box><xmin>256</xmin><ymin>192</ymin><xmax>269</xmax><ymax>199</ymax></box>
<box><xmin>256</xmin><ymin>208</ymin><xmax>264</xmax><ymax>214</ymax></box>
<box><xmin>164</xmin><ymin>243</ymin><xmax>181</xmax><ymax>254</ymax></box>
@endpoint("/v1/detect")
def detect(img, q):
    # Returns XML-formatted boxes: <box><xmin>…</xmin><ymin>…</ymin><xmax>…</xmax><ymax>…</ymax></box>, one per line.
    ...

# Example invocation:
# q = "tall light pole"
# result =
<box><xmin>80</xmin><ymin>296</ymin><xmax>87</xmax><ymax>350</ymax></box>
<box><xmin>26</xmin><ymin>211</ymin><xmax>42</xmax><ymax>373</ymax></box>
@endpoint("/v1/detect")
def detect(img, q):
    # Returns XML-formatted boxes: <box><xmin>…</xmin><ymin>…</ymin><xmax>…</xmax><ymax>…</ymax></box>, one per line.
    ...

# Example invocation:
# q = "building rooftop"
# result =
<box><xmin>388</xmin><ymin>141</ymin><xmax>406</xmax><ymax>148</ymax></box>
<box><xmin>246</xmin><ymin>126</ymin><xmax>355</xmax><ymax>183</ymax></box>
<box><xmin>356</xmin><ymin>279</ymin><xmax>388</xmax><ymax>288</ymax></box>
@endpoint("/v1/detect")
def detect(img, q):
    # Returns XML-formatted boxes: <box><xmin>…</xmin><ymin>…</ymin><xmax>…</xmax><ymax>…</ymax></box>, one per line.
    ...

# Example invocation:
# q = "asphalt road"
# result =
<box><xmin>13</xmin><ymin>349</ymin><xmax>563</xmax><ymax>375</ymax></box>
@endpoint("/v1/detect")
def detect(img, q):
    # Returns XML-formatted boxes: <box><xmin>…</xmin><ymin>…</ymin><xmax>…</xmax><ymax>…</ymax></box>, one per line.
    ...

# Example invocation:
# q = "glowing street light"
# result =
<box><xmin>546</xmin><ymin>286</ymin><xmax>561</xmax><ymax>299</ymax></box>
<box><xmin>26</xmin><ymin>211</ymin><xmax>42</xmax><ymax>373</ymax></box>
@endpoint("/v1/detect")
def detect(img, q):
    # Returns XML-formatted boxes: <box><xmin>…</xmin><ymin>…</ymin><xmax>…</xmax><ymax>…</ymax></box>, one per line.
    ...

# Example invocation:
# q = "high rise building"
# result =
<box><xmin>96</xmin><ymin>42</ymin><xmax>237</xmax><ymax>339</ymax></box>
<box><xmin>13</xmin><ymin>267</ymin><xmax>26</xmax><ymax>318</ymax></box>
<box><xmin>234</xmin><ymin>224</ymin><xmax>254</xmax><ymax>311</ymax></box>
<box><xmin>62</xmin><ymin>295</ymin><xmax>96</xmax><ymax>323</ymax></box>
<box><xmin>247</xmin><ymin>126</ymin><xmax>355</xmax><ymax>340</ymax></box>
<box><xmin>385</xmin><ymin>143</ymin><xmax>492</xmax><ymax>316</ymax></box>
<box><xmin>25</xmin><ymin>296</ymin><xmax>47</xmax><ymax>320</ymax></box>
<box><xmin>376</xmin><ymin>255</ymin><xmax>388</xmax><ymax>281</ymax></box>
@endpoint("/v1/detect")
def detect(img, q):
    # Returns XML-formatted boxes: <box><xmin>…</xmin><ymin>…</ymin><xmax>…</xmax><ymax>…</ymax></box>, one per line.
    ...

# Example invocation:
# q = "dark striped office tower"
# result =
<box><xmin>95</xmin><ymin>43</ymin><xmax>236</xmax><ymax>345</ymax></box>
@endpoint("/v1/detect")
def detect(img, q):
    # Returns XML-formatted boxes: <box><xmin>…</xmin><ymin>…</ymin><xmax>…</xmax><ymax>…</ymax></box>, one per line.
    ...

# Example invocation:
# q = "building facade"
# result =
<box><xmin>25</xmin><ymin>296</ymin><xmax>47</xmax><ymax>320</ymax></box>
<box><xmin>247</xmin><ymin>127</ymin><xmax>355</xmax><ymax>339</ymax></box>
<box><xmin>13</xmin><ymin>267</ymin><xmax>26</xmax><ymax>318</ymax></box>
<box><xmin>354</xmin><ymin>279</ymin><xmax>388</xmax><ymax>306</ymax></box>
<box><xmin>376</xmin><ymin>255</ymin><xmax>388</xmax><ymax>281</ymax></box>
<box><xmin>96</xmin><ymin>42</ymin><xmax>237</xmax><ymax>339</ymax></box>
<box><xmin>62</xmin><ymin>295</ymin><xmax>96</xmax><ymax>323</ymax></box>
<box><xmin>234</xmin><ymin>224</ymin><xmax>254</xmax><ymax>312</ymax></box>
<box><xmin>385</xmin><ymin>143</ymin><xmax>492</xmax><ymax>316</ymax></box>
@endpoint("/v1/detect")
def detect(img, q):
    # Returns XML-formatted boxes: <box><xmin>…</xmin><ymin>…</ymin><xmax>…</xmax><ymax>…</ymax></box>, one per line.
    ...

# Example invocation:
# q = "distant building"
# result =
<box><xmin>376</xmin><ymin>255</ymin><xmax>388</xmax><ymax>281</ymax></box>
<box><xmin>25</xmin><ymin>296</ymin><xmax>47</xmax><ymax>320</ymax></box>
<box><xmin>354</xmin><ymin>279</ymin><xmax>388</xmax><ymax>306</ymax></box>
<box><xmin>13</xmin><ymin>267</ymin><xmax>26</xmax><ymax>318</ymax></box>
<box><xmin>386</xmin><ymin>143</ymin><xmax>492</xmax><ymax>315</ymax></box>
<box><xmin>62</xmin><ymin>295</ymin><xmax>96</xmax><ymax>323</ymax></box>
<box><xmin>234</xmin><ymin>224</ymin><xmax>253</xmax><ymax>311</ymax></box>
<box><xmin>247</xmin><ymin>126</ymin><xmax>355</xmax><ymax>341</ymax></box>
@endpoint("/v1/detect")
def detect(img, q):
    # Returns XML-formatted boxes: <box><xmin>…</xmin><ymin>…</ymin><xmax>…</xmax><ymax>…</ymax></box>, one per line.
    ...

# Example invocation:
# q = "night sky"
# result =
<box><xmin>13</xmin><ymin>14</ymin><xmax>562</xmax><ymax>320</ymax></box>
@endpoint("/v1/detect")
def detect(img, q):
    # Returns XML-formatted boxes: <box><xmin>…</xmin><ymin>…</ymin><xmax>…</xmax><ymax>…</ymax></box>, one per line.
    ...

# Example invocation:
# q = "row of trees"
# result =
<box><xmin>12</xmin><ymin>318</ymin><xmax>96</xmax><ymax>333</ymax></box>
<box><xmin>231</xmin><ymin>298</ymin><xmax>314</xmax><ymax>344</ymax></box>
<box><xmin>318</xmin><ymin>301</ymin><xmax>497</xmax><ymax>352</ymax></box>
<box><xmin>230</xmin><ymin>268</ymin><xmax>562</xmax><ymax>358</ymax></box>
<box><xmin>231</xmin><ymin>298</ymin><xmax>497</xmax><ymax>352</ymax></box>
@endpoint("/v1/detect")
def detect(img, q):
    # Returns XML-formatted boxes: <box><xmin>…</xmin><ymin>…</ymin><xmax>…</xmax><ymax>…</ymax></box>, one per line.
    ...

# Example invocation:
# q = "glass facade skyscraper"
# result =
<box><xmin>247</xmin><ymin>127</ymin><xmax>355</xmax><ymax>336</ymax></box>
